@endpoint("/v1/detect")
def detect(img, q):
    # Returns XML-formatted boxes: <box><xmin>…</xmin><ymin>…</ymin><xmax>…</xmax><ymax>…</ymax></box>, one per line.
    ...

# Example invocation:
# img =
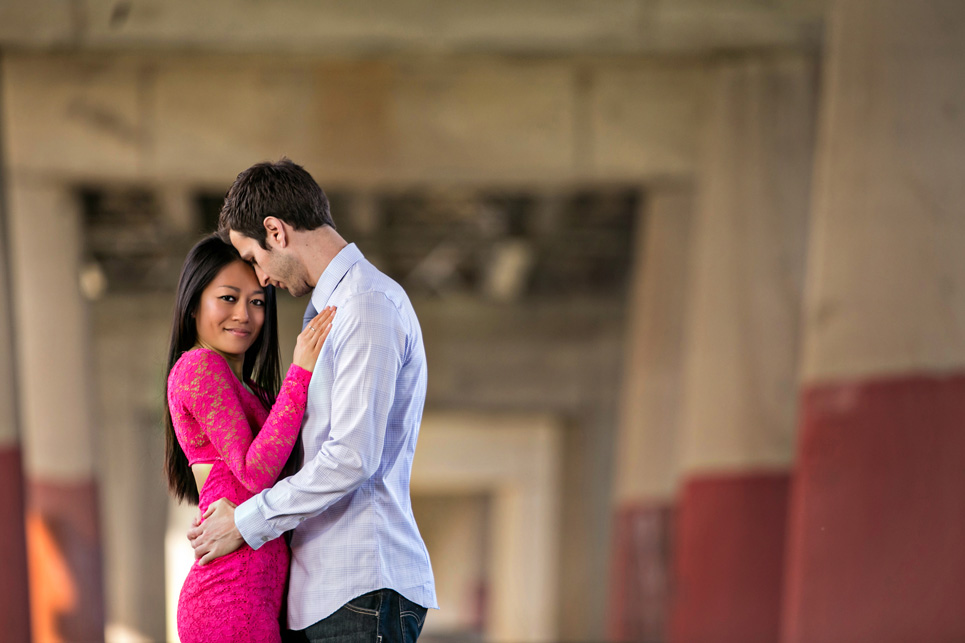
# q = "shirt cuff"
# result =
<box><xmin>235</xmin><ymin>492</ymin><xmax>282</xmax><ymax>550</ymax></box>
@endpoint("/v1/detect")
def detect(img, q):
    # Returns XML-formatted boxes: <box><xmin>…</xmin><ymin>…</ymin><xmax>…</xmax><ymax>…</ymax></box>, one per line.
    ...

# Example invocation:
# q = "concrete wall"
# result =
<box><xmin>2</xmin><ymin>52</ymin><xmax>707</xmax><ymax>186</ymax></box>
<box><xmin>0</xmin><ymin>0</ymin><xmax>824</xmax><ymax>56</ymax></box>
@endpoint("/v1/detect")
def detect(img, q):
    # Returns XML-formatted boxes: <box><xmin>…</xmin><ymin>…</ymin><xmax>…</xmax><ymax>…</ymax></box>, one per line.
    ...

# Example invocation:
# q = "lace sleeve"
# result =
<box><xmin>170</xmin><ymin>349</ymin><xmax>311</xmax><ymax>493</ymax></box>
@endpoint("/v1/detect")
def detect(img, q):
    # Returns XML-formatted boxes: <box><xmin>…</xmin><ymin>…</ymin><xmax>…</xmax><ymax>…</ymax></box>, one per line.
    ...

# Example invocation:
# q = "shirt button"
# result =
<box><xmin>262</xmin><ymin>536</ymin><xmax>269</xmax><ymax>542</ymax></box>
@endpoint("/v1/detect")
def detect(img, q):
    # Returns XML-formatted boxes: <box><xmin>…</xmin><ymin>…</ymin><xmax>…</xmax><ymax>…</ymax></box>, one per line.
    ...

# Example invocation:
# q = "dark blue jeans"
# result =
<box><xmin>286</xmin><ymin>589</ymin><xmax>427</xmax><ymax>643</ymax></box>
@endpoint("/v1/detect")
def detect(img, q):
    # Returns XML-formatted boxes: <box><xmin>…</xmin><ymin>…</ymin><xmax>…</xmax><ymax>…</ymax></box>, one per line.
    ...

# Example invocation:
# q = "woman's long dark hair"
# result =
<box><xmin>164</xmin><ymin>233</ymin><xmax>284</xmax><ymax>504</ymax></box>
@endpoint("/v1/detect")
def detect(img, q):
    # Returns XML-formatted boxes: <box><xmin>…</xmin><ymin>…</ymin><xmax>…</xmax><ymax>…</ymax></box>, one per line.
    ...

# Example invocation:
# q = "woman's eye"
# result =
<box><xmin>252</xmin><ymin>299</ymin><xmax>265</xmax><ymax>307</ymax></box>
<box><xmin>220</xmin><ymin>295</ymin><xmax>237</xmax><ymax>302</ymax></box>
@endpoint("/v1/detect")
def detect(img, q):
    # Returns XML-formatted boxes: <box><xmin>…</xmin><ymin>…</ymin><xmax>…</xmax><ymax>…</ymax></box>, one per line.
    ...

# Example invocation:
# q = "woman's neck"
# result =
<box><xmin>194</xmin><ymin>340</ymin><xmax>244</xmax><ymax>380</ymax></box>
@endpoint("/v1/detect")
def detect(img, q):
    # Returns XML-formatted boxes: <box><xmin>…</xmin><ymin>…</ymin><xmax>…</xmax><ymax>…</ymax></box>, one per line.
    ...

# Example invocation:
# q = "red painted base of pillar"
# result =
<box><xmin>0</xmin><ymin>447</ymin><xmax>31</xmax><ymax>642</ymax></box>
<box><xmin>608</xmin><ymin>501</ymin><xmax>675</xmax><ymax>642</ymax></box>
<box><xmin>784</xmin><ymin>375</ymin><xmax>965</xmax><ymax>643</ymax></box>
<box><xmin>26</xmin><ymin>479</ymin><xmax>104</xmax><ymax>643</ymax></box>
<box><xmin>670</xmin><ymin>473</ymin><xmax>790</xmax><ymax>643</ymax></box>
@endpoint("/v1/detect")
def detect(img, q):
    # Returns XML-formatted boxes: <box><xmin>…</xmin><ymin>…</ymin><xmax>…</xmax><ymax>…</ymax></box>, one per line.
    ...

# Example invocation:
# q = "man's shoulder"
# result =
<box><xmin>333</xmin><ymin>261</ymin><xmax>423</xmax><ymax>344</ymax></box>
<box><xmin>339</xmin><ymin>259</ymin><xmax>410</xmax><ymax>307</ymax></box>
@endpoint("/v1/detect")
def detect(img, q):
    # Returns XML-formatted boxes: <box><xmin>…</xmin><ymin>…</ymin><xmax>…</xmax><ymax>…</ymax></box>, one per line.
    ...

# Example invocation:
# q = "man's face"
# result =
<box><xmin>229</xmin><ymin>229</ymin><xmax>312</xmax><ymax>297</ymax></box>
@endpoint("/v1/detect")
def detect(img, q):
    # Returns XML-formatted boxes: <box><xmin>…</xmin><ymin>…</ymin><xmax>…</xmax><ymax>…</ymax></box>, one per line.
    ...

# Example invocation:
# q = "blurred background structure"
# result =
<box><xmin>2</xmin><ymin>1</ymin><xmax>965</xmax><ymax>642</ymax></box>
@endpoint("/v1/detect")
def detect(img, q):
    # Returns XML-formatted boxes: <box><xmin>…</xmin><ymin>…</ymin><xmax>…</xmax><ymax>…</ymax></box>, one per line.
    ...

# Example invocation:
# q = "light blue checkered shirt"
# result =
<box><xmin>235</xmin><ymin>243</ymin><xmax>437</xmax><ymax>630</ymax></box>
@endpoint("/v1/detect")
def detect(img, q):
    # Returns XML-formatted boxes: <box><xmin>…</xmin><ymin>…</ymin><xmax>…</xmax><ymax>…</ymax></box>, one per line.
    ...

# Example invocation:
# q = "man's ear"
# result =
<box><xmin>263</xmin><ymin>217</ymin><xmax>289</xmax><ymax>249</ymax></box>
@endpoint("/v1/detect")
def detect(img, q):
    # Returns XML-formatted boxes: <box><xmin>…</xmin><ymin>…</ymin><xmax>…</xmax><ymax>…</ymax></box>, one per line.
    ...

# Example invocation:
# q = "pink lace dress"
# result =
<box><xmin>167</xmin><ymin>348</ymin><xmax>311</xmax><ymax>643</ymax></box>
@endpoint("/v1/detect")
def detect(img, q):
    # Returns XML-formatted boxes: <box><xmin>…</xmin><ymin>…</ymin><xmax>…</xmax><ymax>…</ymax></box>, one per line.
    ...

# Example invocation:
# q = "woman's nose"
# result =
<box><xmin>233</xmin><ymin>302</ymin><xmax>249</xmax><ymax>321</ymax></box>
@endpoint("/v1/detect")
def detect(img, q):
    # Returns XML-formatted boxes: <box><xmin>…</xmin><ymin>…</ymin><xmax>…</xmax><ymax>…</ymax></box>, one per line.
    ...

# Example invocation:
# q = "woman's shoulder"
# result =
<box><xmin>169</xmin><ymin>347</ymin><xmax>232</xmax><ymax>385</ymax></box>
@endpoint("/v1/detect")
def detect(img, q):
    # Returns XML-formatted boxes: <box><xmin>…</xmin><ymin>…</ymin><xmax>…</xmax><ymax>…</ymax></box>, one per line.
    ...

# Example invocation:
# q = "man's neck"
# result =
<box><xmin>299</xmin><ymin>227</ymin><xmax>349</xmax><ymax>289</ymax></box>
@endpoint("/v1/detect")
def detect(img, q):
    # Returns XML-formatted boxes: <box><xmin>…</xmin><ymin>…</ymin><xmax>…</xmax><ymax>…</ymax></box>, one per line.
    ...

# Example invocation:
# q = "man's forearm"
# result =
<box><xmin>235</xmin><ymin>438</ymin><xmax>379</xmax><ymax>545</ymax></box>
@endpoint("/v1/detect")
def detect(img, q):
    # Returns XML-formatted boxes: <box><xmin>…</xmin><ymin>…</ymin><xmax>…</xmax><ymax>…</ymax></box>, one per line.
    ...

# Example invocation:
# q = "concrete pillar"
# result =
<box><xmin>0</xmin><ymin>118</ymin><xmax>32</xmax><ymax>641</ymax></box>
<box><xmin>96</xmin><ymin>297</ymin><xmax>172</xmax><ymax>643</ymax></box>
<box><xmin>670</xmin><ymin>56</ymin><xmax>817</xmax><ymax>642</ymax></box>
<box><xmin>784</xmin><ymin>2</ymin><xmax>965</xmax><ymax>641</ymax></box>
<box><xmin>6</xmin><ymin>175</ymin><xmax>104</xmax><ymax>642</ymax></box>
<box><xmin>608</xmin><ymin>189</ymin><xmax>694</xmax><ymax>642</ymax></box>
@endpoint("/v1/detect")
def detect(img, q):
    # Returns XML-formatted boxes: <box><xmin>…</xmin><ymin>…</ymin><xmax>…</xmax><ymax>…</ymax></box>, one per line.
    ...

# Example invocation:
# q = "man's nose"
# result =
<box><xmin>254</xmin><ymin>265</ymin><xmax>270</xmax><ymax>287</ymax></box>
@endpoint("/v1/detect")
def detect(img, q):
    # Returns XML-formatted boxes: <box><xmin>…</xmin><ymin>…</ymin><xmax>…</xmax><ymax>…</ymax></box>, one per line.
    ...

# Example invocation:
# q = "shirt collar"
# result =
<box><xmin>310</xmin><ymin>243</ymin><xmax>363</xmax><ymax>311</ymax></box>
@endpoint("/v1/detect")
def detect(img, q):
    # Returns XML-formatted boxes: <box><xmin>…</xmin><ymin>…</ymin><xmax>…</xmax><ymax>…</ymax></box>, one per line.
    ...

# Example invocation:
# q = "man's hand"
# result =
<box><xmin>187</xmin><ymin>498</ymin><xmax>245</xmax><ymax>565</ymax></box>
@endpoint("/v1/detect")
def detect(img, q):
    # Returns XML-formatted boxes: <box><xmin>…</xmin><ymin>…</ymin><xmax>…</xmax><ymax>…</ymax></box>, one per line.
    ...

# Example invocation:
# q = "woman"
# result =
<box><xmin>164</xmin><ymin>234</ymin><xmax>334</xmax><ymax>642</ymax></box>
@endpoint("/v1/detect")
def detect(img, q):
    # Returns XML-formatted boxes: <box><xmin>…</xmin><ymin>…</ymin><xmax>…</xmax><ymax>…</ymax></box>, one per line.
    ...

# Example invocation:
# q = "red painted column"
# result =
<box><xmin>6</xmin><ymin>178</ymin><xmax>104</xmax><ymax>643</ymax></box>
<box><xmin>610</xmin><ymin>189</ymin><xmax>695</xmax><ymax>642</ymax></box>
<box><xmin>670</xmin><ymin>55</ymin><xmax>817</xmax><ymax>643</ymax></box>
<box><xmin>783</xmin><ymin>2</ymin><xmax>965</xmax><ymax>641</ymax></box>
<box><xmin>0</xmin><ymin>450</ymin><xmax>31</xmax><ymax>641</ymax></box>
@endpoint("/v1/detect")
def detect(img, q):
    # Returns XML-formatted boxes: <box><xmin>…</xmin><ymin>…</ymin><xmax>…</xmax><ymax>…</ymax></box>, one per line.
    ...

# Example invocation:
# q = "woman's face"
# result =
<box><xmin>194</xmin><ymin>260</ymin><xmax>266</xmax><ymax>359</ymax></box>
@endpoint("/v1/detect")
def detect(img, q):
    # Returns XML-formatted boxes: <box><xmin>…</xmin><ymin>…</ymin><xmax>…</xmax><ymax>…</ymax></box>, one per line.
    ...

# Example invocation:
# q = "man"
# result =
<box><xmin>188</xmin><ymin>159</ymin><xmax>437</xmax><ymax>642</ymax></box>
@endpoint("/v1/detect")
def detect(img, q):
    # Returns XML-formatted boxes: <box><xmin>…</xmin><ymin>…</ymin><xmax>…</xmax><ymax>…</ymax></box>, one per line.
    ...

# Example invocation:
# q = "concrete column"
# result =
<box><xmin>7</xmin><ymin>175</ymin><xmax>104</xmax><ymax>642</ymax></box>
<box><xmin>784</xmin><ymin>2</ymin><xmax>965</xmax><ymax>641</ymax></box>
<box><xmin>670</xmin><ymin>56</ymin><xmax>817</xmax><ymax>642</ymax></box>
<box><xmin>96</xmin><ymin>297</ymin><xmax>171</xmax><ymax>643</ymax></box>
<box><xmin>0</xmin><ymin>130</ymin><xmax>32</xmax><ymax>641</ymax></box>
<box><xmin>608</xmin><ymin>189</ymin><xmax>694</xmax><ymax>642</ymax></box>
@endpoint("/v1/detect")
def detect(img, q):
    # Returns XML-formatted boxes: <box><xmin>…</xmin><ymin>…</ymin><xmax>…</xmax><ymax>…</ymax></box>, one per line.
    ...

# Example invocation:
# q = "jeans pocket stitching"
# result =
<box><xmin>400</xmin><ymin>604</ymin><xmax>426</xmax><ymax>628</ymax></box>
<box><xmin>344</xmin><ymin>603</ymin><xmax>379</xmax><ymax>617</ymax></box>
<box><xmin>403</xmin><ymin>613</ymin><xmax>425</xmax><ymax>633</ymax></box>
